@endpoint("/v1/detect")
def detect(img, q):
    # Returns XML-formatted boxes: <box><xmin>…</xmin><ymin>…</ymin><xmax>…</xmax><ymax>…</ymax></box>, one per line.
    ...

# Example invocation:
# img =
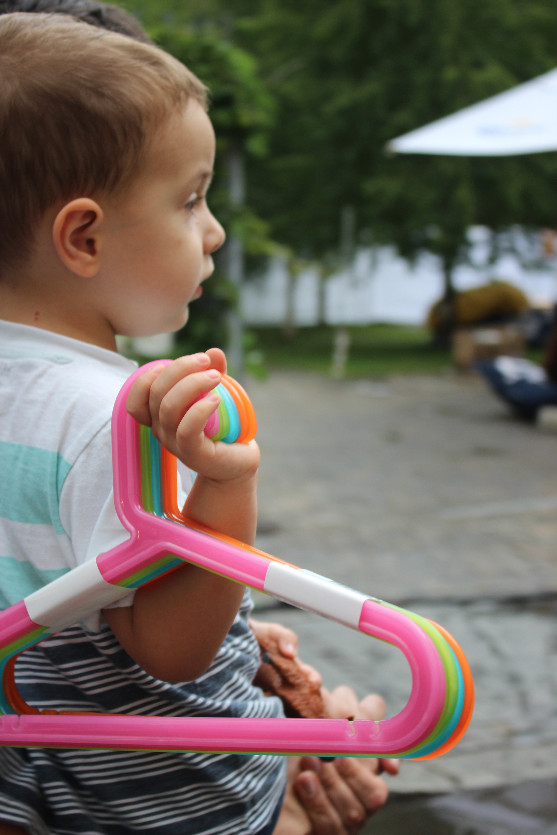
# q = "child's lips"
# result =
<box><xmin>194</xmin><ymin>261</ymin><xmax>214</xmax><ymax>299</ymax></box>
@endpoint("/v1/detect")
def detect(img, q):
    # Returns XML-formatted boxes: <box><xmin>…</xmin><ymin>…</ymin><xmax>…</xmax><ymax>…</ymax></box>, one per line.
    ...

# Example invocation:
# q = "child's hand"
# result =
<box><xmin>126</xmin><ymin>349</ymin><xmax>260</xmax><ymax>484</ymax></box>
<box><xmin>110</xmin><ymin>349</ymin><xmax>256</xmax><ymax>680</ymax></box>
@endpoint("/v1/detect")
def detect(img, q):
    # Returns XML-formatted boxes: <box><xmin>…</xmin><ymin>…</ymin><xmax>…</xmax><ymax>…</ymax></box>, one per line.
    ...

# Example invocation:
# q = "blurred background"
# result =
<box><xmin>117</xmin><ymin>0</ymin><xmax>557</xmax><ymax>382</ymax></box>
<box><xmin>114</xmin><ymin>1</ymin><xmax>557</xmax><ymax>831</ymax></box>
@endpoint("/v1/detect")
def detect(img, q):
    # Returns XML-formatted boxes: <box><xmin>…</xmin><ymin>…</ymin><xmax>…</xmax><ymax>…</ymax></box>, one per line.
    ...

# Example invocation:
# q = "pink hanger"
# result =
<box><xmin>0</xmin><ymin>362</ymin><xmax>473</xmax><ymax>758</ymax></box>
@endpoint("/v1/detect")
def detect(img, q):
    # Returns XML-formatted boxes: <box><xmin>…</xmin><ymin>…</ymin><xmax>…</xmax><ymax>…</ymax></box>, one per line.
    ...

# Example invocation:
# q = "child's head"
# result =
<box><xmin>0</xmin><ymin>12</ymin><xmax>207</xmax><ymax>271</ymax></box>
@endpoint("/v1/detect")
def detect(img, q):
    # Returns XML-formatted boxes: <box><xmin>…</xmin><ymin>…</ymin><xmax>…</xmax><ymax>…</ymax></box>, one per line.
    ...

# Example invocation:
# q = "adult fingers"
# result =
<box><xmin>323</xmin><ymin>686</ymin><xmax>360</xmax><ymax>720</ymax></box>
<box><xmin>249</xmin><ymin>620</ymin><xmax>299</xmax><ymax>658</ymax></box>
<box><xmin>331</xmin><ymin>757</ymin><xmax>389</xmax><ymax>818</ymax></box>
<box><xmin>357</xmin><ymin>693</ymin><xmax>386</xmax><ymax>721</ymax></box>
<box><xmin>293</xmin><ymin>769</ymin><xmax>348</xmax><ymax>835</ymax></box>
<box><xmin>356</xmin><ymin>694</ymin><xmax>400</xmax><ymax>776</ymax></box>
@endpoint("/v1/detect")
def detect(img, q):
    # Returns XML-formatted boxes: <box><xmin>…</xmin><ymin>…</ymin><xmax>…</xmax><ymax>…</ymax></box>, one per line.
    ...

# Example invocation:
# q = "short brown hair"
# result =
<box><xmin>0</xmin><ymin>13</ymin><xmax>208</xmax><ymax>269</ymax></box>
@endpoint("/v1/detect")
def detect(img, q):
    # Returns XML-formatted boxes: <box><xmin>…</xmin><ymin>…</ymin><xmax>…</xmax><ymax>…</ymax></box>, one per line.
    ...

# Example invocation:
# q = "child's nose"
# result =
<box><xmin>205</xmin><ymin>213</ymin><xmax>226</xmax><ymax>254</ymax></box>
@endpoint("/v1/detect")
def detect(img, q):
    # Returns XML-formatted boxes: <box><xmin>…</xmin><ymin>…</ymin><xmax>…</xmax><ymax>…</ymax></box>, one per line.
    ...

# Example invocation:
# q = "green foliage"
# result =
<box><xmin>119</xmin><ymin>0</ymin><xmax>557</xmax><ymax>293</ymax></box>
<box><xmin>118</xmin><ymin>0</ymin><xmax>224</xmax><ymax>31</ymax></box>
<box><xmin>228</xmin><ymin>0</ymin><xmax>557</xmax><ymax>280</ymax></box>
<box><xmin>150</xmin><ymin>26</ymin><xmax>274</xmax><ymax>154</ymax></box>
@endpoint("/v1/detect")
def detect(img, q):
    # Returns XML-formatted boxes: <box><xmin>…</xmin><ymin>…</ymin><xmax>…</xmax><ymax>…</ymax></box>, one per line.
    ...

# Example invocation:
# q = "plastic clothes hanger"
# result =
<box><xmin>0</xmin><ymin>361</ymin><xmax>474</xmax><ymax>758</ymax></box>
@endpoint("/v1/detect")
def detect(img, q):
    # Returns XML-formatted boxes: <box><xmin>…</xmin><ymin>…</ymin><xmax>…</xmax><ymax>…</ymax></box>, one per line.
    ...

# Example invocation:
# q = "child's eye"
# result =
<box><xmin>185</xmin><ymin>193</ymin><xmax>204</xmax><ymax>213</ymax></box>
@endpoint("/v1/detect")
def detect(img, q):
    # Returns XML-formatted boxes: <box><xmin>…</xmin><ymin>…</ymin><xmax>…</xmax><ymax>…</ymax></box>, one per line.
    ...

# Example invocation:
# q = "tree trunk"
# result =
<box><xmin>225</xmin><ymin>145</ymin><xmax>245</xmax><ymax>380</ymax></box>
<box><xmin>433</xmin><ymin>257</ymin><xmax>457</xmax><ymax>349</ymax></box>
<box><xmin>283</xmin><ymin>267</ymin><xmax>297</xmax><ymax>340</ymax></box>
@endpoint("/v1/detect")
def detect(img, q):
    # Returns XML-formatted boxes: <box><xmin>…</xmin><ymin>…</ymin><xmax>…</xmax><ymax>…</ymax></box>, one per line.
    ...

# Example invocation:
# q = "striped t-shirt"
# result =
<box><xmin>0</xmin><ymin>322</ymin><xmax>286</xmax><ymax>834</ymax></box>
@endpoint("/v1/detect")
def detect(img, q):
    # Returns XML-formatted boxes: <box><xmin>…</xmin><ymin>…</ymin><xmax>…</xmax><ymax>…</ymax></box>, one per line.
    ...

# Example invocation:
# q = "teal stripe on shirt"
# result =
<box><xmin>0</xmin><ymin>442</ymin><xmax>71</xmax><ymax>534</ymax></box>
<box><xmin>0</xmin><ymin>556</ymin><xmax>69</xmax><ymax>609</ymax></box>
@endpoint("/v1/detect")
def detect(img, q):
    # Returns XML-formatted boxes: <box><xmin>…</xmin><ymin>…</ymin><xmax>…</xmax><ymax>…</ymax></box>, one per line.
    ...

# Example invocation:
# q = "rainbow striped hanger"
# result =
<box><xmin>0</xmin><ymin>361</ymin><xmax>473</xmax><ymax>758</ymax></box>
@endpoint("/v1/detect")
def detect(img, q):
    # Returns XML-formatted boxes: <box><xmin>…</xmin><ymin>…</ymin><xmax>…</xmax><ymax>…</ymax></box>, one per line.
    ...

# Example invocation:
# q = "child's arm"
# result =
<box><xmin>102</xmin><ymin>350</ymin><xmax>258</xmax><ymax>682</ymax></box>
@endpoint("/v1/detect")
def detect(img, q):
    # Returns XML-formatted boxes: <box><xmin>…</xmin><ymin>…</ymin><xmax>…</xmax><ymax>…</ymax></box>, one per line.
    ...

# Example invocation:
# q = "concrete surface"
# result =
<box><xmin>246</xmin><ymin>369</ymin><xmax>557</xmax><ymax>795</ymax></box>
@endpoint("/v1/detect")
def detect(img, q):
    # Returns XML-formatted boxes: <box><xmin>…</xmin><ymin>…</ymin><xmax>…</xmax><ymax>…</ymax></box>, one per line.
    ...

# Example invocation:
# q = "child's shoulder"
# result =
<box><xmin>0</xmin><ymin>321</ymin><xmax>136</xmax><ymax>454</ymax></box>
<box><xmin>57</xmin><ymin>349</ymin><xmax>134</xmax><ymax>410</ymax></box>
<box><xmin>37</xmin><ymin>342</ymin><xmax>135</xmax><ymax>451</ymax></box>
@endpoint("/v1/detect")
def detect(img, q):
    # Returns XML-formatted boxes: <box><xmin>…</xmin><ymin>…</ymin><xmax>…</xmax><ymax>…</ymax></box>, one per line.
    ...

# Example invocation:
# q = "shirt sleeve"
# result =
<box><xmin>59</xmin><ymin>417</ymin><xmax>136</xmax><ymax>631</ymax></box>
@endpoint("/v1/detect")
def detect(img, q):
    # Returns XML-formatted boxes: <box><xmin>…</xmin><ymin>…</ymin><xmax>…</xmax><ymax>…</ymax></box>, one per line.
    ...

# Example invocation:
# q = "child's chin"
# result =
<box><xmin>166</xmin><ymin>308</ymin><xmax>190</xmax><ymax>332</ymax></box>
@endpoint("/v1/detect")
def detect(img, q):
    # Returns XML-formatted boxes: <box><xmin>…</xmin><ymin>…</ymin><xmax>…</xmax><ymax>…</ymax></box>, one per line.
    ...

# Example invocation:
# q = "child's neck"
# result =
<box><xmin>0</xmin><ymin>276</ymin><xmax>118</xmax><ymax>352</ymax></box>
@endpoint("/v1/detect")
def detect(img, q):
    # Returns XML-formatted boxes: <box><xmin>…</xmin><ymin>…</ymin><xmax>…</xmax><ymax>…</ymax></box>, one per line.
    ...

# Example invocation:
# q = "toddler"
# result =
<box><xmin>0</xmin><ymin>12</ymin><xmax>396</xmax><ymax>834</ymax></box>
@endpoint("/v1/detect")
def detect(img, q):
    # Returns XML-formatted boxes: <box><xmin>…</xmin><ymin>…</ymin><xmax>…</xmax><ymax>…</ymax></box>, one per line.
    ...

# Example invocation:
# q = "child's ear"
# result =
<box><xmin>52</xmin><ymin>198</ymin><xmax>104</xmax><ymax>277</ymax></box>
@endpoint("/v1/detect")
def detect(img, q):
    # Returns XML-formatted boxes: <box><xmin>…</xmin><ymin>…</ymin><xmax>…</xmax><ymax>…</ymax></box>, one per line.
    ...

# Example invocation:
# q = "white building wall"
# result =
<box><xmin>241</xmin><ymin>232</ymin><xmax>557</xmax><ymax>328</ymax></box>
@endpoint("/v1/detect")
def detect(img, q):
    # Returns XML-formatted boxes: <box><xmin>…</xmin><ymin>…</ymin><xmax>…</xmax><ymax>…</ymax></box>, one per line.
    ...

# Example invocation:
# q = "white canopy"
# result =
<box><xmin>387</xmin><ymin>68</ymin><xmax>557</xmax><ymax>157</ymax></box>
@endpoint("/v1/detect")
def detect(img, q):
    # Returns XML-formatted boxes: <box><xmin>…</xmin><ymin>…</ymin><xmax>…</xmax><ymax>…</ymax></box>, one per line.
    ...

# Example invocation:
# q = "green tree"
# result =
<box><xmin>363</xmin><ymin>1</ymin><xmax>557</xmax><ymax>298</ymax></box>
<box><xmin>229</xmin><ymin>0</ymin><xmax>557</xmax><ymax>290</ymax></box>
<box><xmin>120</xmin><ymin>0</ymin><xmax>557</xmax><ymax>308</ymax></box>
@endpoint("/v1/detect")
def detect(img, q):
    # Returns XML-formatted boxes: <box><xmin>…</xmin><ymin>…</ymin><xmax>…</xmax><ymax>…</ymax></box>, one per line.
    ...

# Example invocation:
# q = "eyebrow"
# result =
<box><xmin>195</xmin><ymin>171</ymin><xmax>214</xmax><ymax>192</ymax></box>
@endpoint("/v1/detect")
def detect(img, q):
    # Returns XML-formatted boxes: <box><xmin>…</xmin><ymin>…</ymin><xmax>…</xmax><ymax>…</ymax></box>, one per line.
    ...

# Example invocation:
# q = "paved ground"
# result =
<box><xmin>244</xmin><ymin>368</ymin><xmax>557</xmax><ymax>801</ymax></box>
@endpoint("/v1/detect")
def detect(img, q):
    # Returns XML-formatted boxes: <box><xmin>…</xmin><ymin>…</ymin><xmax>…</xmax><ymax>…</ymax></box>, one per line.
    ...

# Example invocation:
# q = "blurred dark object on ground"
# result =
<box><xmin>426</xmin><ymin>280</ymin><xmax>536</xmax><ymax>369</ymax></box>
<box><xmin>452</xmin><ymin>324</ymin><xmax>525</xmax><ymax>370</ymax></box>
<box><xmin>476</xmin><ymin>304</ymin><xmax>557</xmax><ymax>419</ymax></box>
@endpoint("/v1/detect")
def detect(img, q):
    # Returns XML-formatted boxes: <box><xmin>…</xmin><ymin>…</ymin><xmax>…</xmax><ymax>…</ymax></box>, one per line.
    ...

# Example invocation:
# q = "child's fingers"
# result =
<box><xmin>205</xmin><ymin>347</ymin><xmax>227</xmax><ymax>374</ymax></box>
<box><xmin>174</xmin><ymin>380</ymin><xmax>223</xmax><ymax>443</ymax></box>
<box><xmin>126</xmin><ymin>351</ymin><xmax>227</xmax><ymax>430</ymax></box>
<box><xmin>126</xmin><ymin>364</ymin><xmax>166</xmax><ymax>425</ymax></box>
<box><xmin>155</xmin><ymin>368</ymin><xmax>222</xmax><ymax>438</ymax></box>
<box><xmin>127</xmin><ymin>354</ymin><xmax>217</xmax><ymax>433</ymax></box>
<box><xmin>147</xmin><ymin>354</ymin><xmax>211</xmax><ymax>413</ymax></box>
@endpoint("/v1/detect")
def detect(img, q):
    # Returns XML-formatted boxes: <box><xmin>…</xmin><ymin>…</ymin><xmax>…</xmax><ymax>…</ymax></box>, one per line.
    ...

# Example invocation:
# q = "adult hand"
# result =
<box><xmin>283</xmin><ymin>692</ymin><xmax>399</xmax><ymax>834</ymax></box>
<box><xmin>249</xmin><ymin>619</ymin><xmax>323</xmax><ymax>689</ymax></box>
<box><xmin>250</xmin><ymin>620</ymin><xmax>400</xmax><ymax>833</ymax></box>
